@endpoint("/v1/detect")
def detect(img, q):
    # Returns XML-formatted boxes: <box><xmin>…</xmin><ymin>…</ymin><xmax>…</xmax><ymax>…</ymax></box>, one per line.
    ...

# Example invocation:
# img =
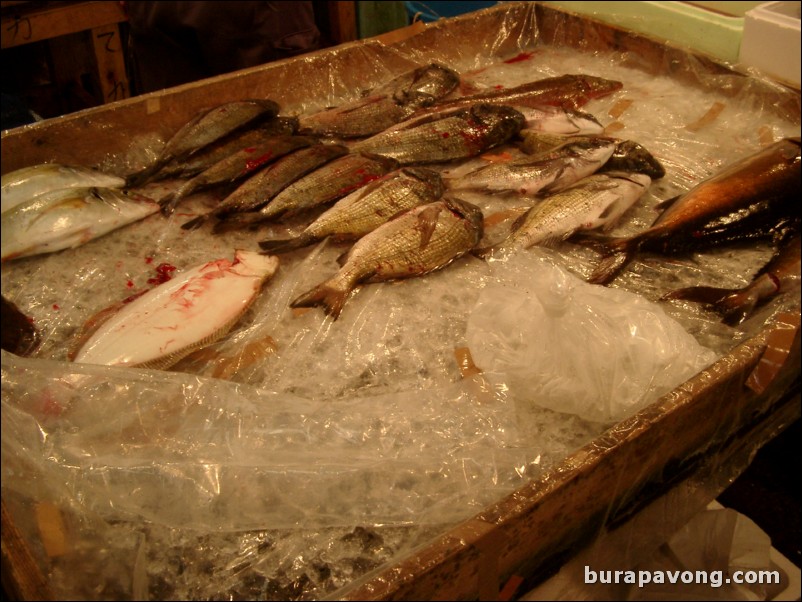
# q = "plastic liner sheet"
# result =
<box><xmin>1</xmin><ymin>2</ymin><xmax>800</xmax><ymax>600</ymax></box>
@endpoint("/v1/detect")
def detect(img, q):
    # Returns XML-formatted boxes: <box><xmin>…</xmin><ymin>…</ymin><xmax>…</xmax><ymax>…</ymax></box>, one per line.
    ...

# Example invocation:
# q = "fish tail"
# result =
<box><xmin>125</xmin><ymin>162</ymin><xmax>165</xmax><ymax>188</ymax></box>
<box><xmin>211</xmin><ymin>212</ymin><xmax>267</xmax><ymax>234</ymax></box>
<box><xmin>290</xmin><ymin>282</ymin><xmax>350</xmax><ymax>320</ymax></box>
<box><xmin>158</xmin><ymin>192</ymin><xmax>178</xmax><ymax>216</ymax></box>
<box><xmin>662</xmin><ymin>285</ymin><xmax>759</xmax><ymax>326</ymax></box>
<box><xmin>258</xmin><ymin>235</ymin><xmax>311</xmax><ymax>254</ymax></box>
<box><xmin>181</xmin><ymin>214</ymin><xmax>209</xmax><ymax>231</ymax></box>
<box><xmin>586</xmin><ymin>237</ymin><xmax>637</xmax><ymax>285</ymax></box>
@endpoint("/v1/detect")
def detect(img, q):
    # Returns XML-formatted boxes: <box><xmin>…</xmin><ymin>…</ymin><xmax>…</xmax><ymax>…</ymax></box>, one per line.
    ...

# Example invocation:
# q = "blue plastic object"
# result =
<box><xmin>404</xmin><ymin>1</ymin><xmax>498</xmax><ymax>23</ymax></box>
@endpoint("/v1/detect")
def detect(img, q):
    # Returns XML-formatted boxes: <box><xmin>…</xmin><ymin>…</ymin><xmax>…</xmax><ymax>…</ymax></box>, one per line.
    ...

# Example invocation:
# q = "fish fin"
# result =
<box><xmin>654</xmin><ymin>194</ymin><xmax>681</xmax><ymax>213</ymax></box>
<box><xmin>125</xmin><ymin>162</ymin><xmax>165</xmax><ymax>188</ymax></box>
<box><xmin>661</xmin><ymin>285</ymin><xmax>758</xmax><ymax>326</ymax></box>
<box><xmin>290</xmin><ymin>282</ymin><xmax>350</xmax><ymax>320</ymax></box>
<box><xmin>416</xmin><ymin>204</ymin><xmax>444</xmax><ymax>249</ymax></box>
<box><xmin>181</xmin><ymin>214</ymin><xmax>209</xmax><ymax>231</ymax></box>
<box><xmin>586</xmin><ymin>237</ymin><xmax>637</xmax><ymax>285</ymax></box>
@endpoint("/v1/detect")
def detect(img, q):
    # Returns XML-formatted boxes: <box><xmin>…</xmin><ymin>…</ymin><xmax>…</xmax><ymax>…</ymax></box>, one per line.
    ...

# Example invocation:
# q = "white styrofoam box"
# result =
<box><xmin>739</xmin><ymin>1</ymin><xmax>801</xmax><ymax>88</ymax></box>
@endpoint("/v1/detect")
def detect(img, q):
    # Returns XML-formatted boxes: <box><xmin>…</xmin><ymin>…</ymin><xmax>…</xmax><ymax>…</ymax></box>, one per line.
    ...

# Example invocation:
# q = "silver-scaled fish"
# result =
<box><xmin>258</xmin><ymin>166</ymin><xmax>445</xmax><ymax>253</ymax></box>
<box><xmin>290</xmin><ymin>196</ymin><xmax>484</xmax><ymax>319</ymax></box>
<box><xmin>448</xmin><ymin>135</ymin><xmax>617</xmax><ymax>196</ymax></box>
<box><xmin>208</xmin><ymin>144</ymin><xmax>352</xmax><ymax>233</ymax></box>
<box><xmin>2</xmin><ymin>163</ymin><xmax>126</xmax><ymax>214</ymax></box>
<box><xmin>126</xmin><ymin>99</ymin><xmax>281</xmax><ymax>187</ymax></box>
<box><xmin>1</xmin><ymin>186</ymin><xmax>160</xmax><ymax>262</ymax></box>
<box><xmin>159</xmin><ymin>134</ymin><xmax>317</xmax><ymax>216</ymax></box>
<box><xmin>349</xmin><ymin>103</ymin><xmax>526</xmax><ymax>165</ymax></box>
<box><xmin>519</xmin><ymin>132</ymin><xmax>666</xmax><ymax>180</ymax></box>
<box><xmin>297</xmin><ymin>63</ymin><xmax>460</xmax><ymax>138</ymax></box>
<box><xmin>479</xmin><ymin>172</ymin><xmax>651</xmax><ymax>258</ymax></box>
<box><xmin>72</xmin><ymin>250</ymin><xmax>279</xmax><ymax>369</ymax></box>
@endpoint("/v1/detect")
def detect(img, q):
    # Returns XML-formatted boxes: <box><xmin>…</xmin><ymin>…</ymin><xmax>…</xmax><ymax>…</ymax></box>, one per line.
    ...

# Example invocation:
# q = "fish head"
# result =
<box><xmin>442</xmin><ymin>195</ymin><xmax>485</xmax><ymax>239</ymax></box>
<box><xmin>609</xmin><ymin>140</ymin><xmax>666</xmax><ymax>179</ymax></box>
<box><xmin>469</xmin><ymin>104</ymin><xmax>527</xmax><ymax>143</ymax></box>
<box><xmin>581</xmin><ymin>75</ymin><xmax>624</xmax><ymax>99</ymax></box>
<box><xmin>409</xmin><ymin>63</ymin><xmax>461</xmax><ymax>98</ymax></box>
<box><xmin>403</xmin><ymin>167</ymin><xmax>445</xmax><ymax>197</ymax></box>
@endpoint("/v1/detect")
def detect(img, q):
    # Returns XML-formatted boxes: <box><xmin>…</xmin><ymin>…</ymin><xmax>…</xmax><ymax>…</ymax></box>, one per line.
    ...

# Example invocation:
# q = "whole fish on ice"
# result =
<box><xmin>126</xmin><ymin>99</ymin><xmax>281</xmax><ymax>187</ymax></box>
<box><xmin>297</xmin><ymin>63</ymin><xmax>460</xmax><ymax>138</ymax></box>
<box><xmin>1</xmin><ymin>186</ymin><xmax>160</xmax><ymax>262</ymax></box>
<box><xmin>478</xmin><ymin>172</ymin><xmax>651</xmax><ymax>258</ymax></box>
<box><xmin>258</xmin><ymin>166</ymin><xmax>445</xmax><ymax>253</ymax></box>
<box><xmin>586</xmin><ymin>137</ymin><xmax>801</xmax><ymax>284</ymax></box>
<box><xmin>207</xmin><ymin>143</ymin><xmax>351</xmax><ymax>233</ymax></box>
<box><xmin>518</xmin><ymin>132</ymin><xmax>666</xmax><ymax>180</ymax></box>
<box><xmin>662</xmin><ymin>233</ymin><xmax>801</xmax><ymax>326</ymax></box>
<box><xmin>159</xmin><ymin>134</ymin><xmax>316</xmax><ymax>215</ymax></box>
<box><xmin>416</xmin><ymin>74</ymin><xmax>623</xmax><ymax>115</ymax></box>
<box><xmin>448</xmin><ymin>135</ymin><xmax>617</xmax><ymax>196</ymax></box>
<box><xmin>290</xmin><ymin>196</ymin><xmax>483</xmax><ymax>319</ymax></box>
<box><xmin>2</xmin><ymin>163</ymin><xmax>126</xmax><ymax>214</ymax></box>
<box><xmin>245</xmin><ymin>151</ymin><xmax>400</xmax><ymax>223</ymax></box>
<box><xmin>72</xmin><ymin>250</ymin><xmax>280</xmax><ymax>369</ymax></box>
<box><xmin>149</xmin><ymin>117</ymin><xmax>299</xmax><ymax>182</ymax></box>
<box><xmin>350</xmin><ymin>103</ymin><xmax>525</xmax><ymax>165</ymax></box>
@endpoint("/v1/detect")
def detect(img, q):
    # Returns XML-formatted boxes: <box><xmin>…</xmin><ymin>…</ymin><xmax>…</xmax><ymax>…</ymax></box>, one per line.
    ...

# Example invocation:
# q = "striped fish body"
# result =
<box><xmin>255</xmin><ymin>152</ymin><xmax>400</xmax><ymax>222</ymax></box>
<box><xmin>350</xmin><ymin>104</ymin><xmax>525</xmax><ymax>165</ymax></box>
<box><xmin>452</xmin><ymin>136</ymin><xmax>616</xmax><ymax>195</ymax></box>
<box><xmin>290</xmin><ymin>196</ymin><xmax>483</xmax><ymax>318</ymax></box>
<box><xmin>258</xmin><ymin>167</ymin><xmax>444</xmax><ymax>253</ymax></box>
<box><xmin>72</xmin><ymin>251</ymin><xmax>279</xmax><ymax>369</ymax></box>
<box><xmin>1</xmin><ymin>187</ymin><xmax>159</xmax><ymax>261</ymax></box>
<box><xmin>490</xmin><ymin>172</ymin><xmax>651</xmax><ymax>254</ymax></box>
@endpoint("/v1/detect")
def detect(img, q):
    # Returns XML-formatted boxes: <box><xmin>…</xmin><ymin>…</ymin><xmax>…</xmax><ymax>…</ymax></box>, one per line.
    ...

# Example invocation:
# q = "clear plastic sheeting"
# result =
<box><xmin>466</xmin><ymin>253</ymin><xmax>718</xmax><ymax>423</ymax></box>
<box><xmin>1</xmin><ymin>2</ymin><xmax>800</xmax><ymax>600</ymax></box>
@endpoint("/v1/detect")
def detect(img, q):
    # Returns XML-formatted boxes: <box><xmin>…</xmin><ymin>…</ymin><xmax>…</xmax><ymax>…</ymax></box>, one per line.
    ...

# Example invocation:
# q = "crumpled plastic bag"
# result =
<box><xmin>466</xmin><ymin>254</ymin><xmax>718</xmax><ymax>423</ymax></box>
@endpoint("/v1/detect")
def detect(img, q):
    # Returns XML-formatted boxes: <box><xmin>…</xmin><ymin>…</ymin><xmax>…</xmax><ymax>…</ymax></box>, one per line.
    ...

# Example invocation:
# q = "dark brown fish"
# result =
<box><xmin>126</xmin><ymin>99</ymin><xmax>281</xmax><ymax>186</ymax></box>
<box><xmin>661</xmin><ymin>234</ymin><xmax>801</xmax><ymax>326</ymax></box>
<box><xmin>245</xmin><ymin>151</ymin><xmax>400</xmax><ymax>222</ymax></box>
<box><xmin>1</xmin><ymin>296</ymin><xmax>40</xmax><ymax>356</ymax></box>
<box><xmin>586</xmin><ymin>137</ymin><xmax>801</xmax><ymax>285</ymax></box>
<box><xmin>153</xmin><ymin>117</ymin><xmax>299</xmax><ymax>181</ymax></box>
<box><xmin>258</xmin><ymin>167</ymin><xmax>444</xmax><ymax>253</ymax></box>
<box><xmin>290</xmin><ymin>196</ymin><xmax>484</xmax><ymax>319</ymax></box>
<box><xmin>417</xmin><ymin>74</ymin><xmax>623</xmax><ymax>116</ymax></box>
<box><xmin>159</xmin><ymin>135</ymin><xmax>317</xmax><ymax>215</ymax></box>
<box><xmin>297</xmin><ymin>63</ymin><xmax>460</xmax><ymax>138</ymax></box>
<box><xmin>209</xmin><ymin>144</ymin><xmax>352</xmax><ymax>233</ymax></box>
<box><xmin>350</xmin><ymin>103</ymin><xmax>526</xmax><ymax>165</ymax></box>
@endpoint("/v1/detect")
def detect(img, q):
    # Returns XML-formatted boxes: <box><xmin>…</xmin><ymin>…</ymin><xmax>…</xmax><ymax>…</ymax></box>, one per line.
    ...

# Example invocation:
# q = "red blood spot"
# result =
<box><xmin>147</xmin><ymin>262</ymin><xmax>177</xmax><ymax>285</ymax></box>
<box><xmin>145</xmin><ymin>256</ymin><xmax>154</xmax><ymax>264</ymax></box>
<box><xmin>40</xmin><ymin>390</ymin><xmax>64</xmax><ymax>417</ymax></box>
<box><xmin>126</xmin><ymin>280</ymin><xmax>135</xmax><ymax>288</ymax></box>
<box><xmin>52</xmin><ymin>304</ymin><xmax>60</xmax><ymax>310</ymax></box>
<box><xmin>503</xmin><ymin>52</ymin><xmax>533</xmax><ymax>64</ymax></box>
<box><xmin>243</xmin><ymin>152</ymin><xmax>274</xmax><ymax>173</ymax></box>
<box><xmin>441</xmin><ymin>132</ymin><xmax>450</xmax><ymax>138</ymax></box>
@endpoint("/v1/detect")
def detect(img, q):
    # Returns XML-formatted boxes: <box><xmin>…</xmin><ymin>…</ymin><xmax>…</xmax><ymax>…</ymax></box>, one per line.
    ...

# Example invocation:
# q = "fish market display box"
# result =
<box><xmin>1</xmin><ymin>2</ymin><xmax>800</xmax><ymax>600</ymax></box>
